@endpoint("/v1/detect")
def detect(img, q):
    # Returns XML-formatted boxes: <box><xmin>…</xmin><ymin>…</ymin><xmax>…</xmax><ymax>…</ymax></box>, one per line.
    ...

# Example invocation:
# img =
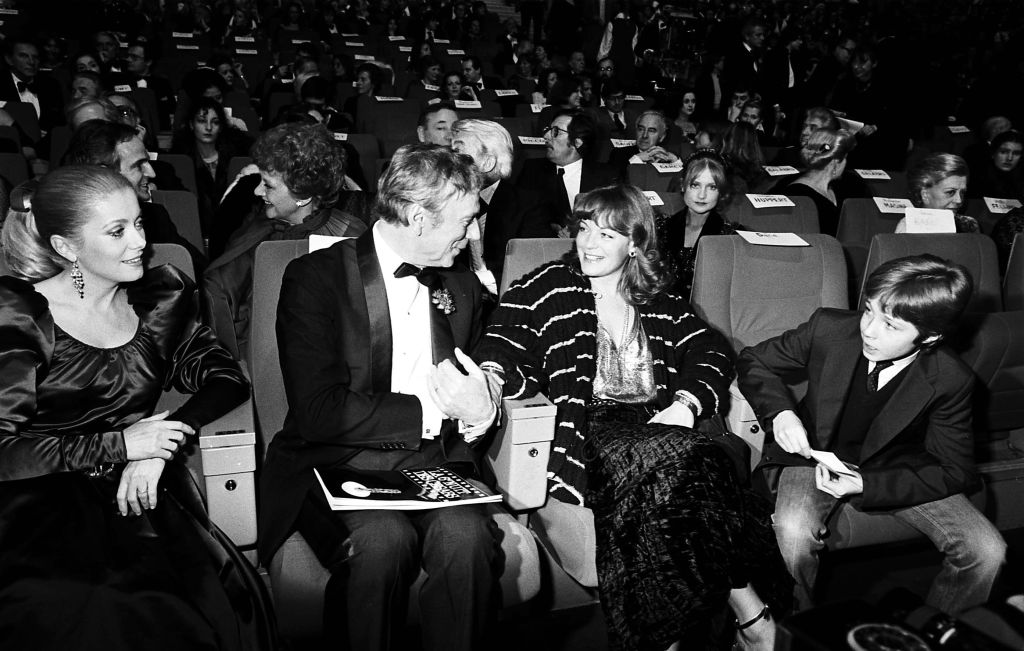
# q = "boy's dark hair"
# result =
<box><xmin>863</xmin><ymin>254</ymin><xmax>973</xmax><ymax>350</ymax></box>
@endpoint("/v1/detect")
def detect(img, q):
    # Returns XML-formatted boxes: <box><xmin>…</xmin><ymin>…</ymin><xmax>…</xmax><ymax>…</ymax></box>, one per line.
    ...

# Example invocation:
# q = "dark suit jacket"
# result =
<box><xmin>515</xmin><ymin>157</ymin><xmax>620</xmax><ymax>226</ymax></box>
<box><xmin>482</xmin><ymin>180</ymin><xmax>554</xmax><ymax>285</ymax></box>
<box><xmin>141</xmin><ymin>202</ymin><xmax>207</xmax><ymax>274</ymax></box>
<box><xmin>258</xmin><ymin>229</ymin><xmax>485</xmax><ymax>562</ymax></box>
<box><xmin>737</xmin><ymin>308</ymin><xmax>978</xmax><ymax>511</ymax></box>
<box><xmin>0</xmin><ymin>71</ymin><xmax>65</xmax><ymax>136</ymax></box>
<box><xmin>590</xmin><ymin>106</ymin><xmax>640</xmax><ymax>140</ymax></box>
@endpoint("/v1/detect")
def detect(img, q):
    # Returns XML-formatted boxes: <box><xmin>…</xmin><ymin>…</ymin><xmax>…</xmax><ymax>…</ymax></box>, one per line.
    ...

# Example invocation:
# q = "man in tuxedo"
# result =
<box><xmin>737</xmin><ymin>256</ymin><xmax>1005</xmax><ymax>615</ymax></box>
<box><xmin>124</xmin><ymin>40</ymin><xmax>177</xmax><ymax>131</ymax></box>
<box><xmin>592</xmin><ymin>78</ymin><xmax>637</xmax><ymax>140</ymax></box>
<box><xmin>259</xmin><ymin>145</ymin><xmax>501</xmax><ymax>651</ymax></box>
<box><xmin>1</xmin><ymin>37</ymin><xmax>64</xmax><ymax>137</ymax></box>
<box><xmin>451</xmin><ymin>118</ymin><xmax>552</xmax><ymax>293</ymax></box>
<box><xmin>516</xmin><ymin>108</ymin><xmax>619</xmax><ymax>234</ymax></box>
<box><xmin>724</xmin><ymin>18</ymin><xmax>766</xmax><ymax>100</ymax></box>
<box><xmin>461</xmin><ymin>55</ymin><xmax>504</xmax><ymax>92</ymax></box>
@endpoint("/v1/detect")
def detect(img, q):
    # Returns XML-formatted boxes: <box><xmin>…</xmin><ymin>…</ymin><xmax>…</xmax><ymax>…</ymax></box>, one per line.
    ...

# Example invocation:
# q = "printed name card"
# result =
<box><xmin>389</xmin><ymin>36</ymin><xmax>405</xmax><ymax>41</ymax></box>
<box><xmin>223</xmin><ymin>106</ymin><xmax>233</xmax><ymax>118</ymax></box>
<box><xmin>427</xmin><ymin>98</ymin><xmax>441</xmax><ymax>105</ymax></box>
<box><xmin>737</xmin><ymin>231</ymin><xmax>809</xmax><ymax>247</ymax></box>
<box><xmin>837</xmin><ymin>117</ymin><xmax>864</xmax><ymax>134</ymax></box>
<box><xmin>652</xmin><ymin>161</ymin><xmax>684</xmax><ymax>173</ymax></box>
<box><xmin>291</xmin><ymin>38</ymin><xmax>311</xmax><ymax>44</ymax></box>
<box><xmin>746</xmin><ymin>194</ymin><xmax>796</xmax><ymax>208</ymax></box>
<box><xmin>455</xmin><ymin>100</ymin><xmax>482</xmax><ymax>109</ymax></box>
<box><xmin>399</xmin><ymin>46</ymin><xmax>412</xmax><ymax>52</ymax></box>
<box><xmin>984</xmin><ymin>197</ymin><xmax>1023</xmax><ymax>213</ymax></box>
<box><xmin>423</xmin><ymin>83</ymin><xmax>440</xmax><ymax>92</ymax></box>
<box><xmin>904</xmin><ymin>207</ymin><xmax>955</xmax><ymax>233</ymax></box>
<box><xmin>176</xmin><ymin>44</ymin><xmax>199</xmax><ymax>50</ymax></box>
<box><xmin>610</xmin><ymin>139</ymin><xmax>636</xmax><ymax>148</ymax></box>
<box><xmin>643</xmin><ymin>191</ymin><xmax>664</xmax><ymax>206</ymax></box>
<box><xmin>447</xmin><ymin>49</ymin><xmax>466</xmax><ymax>55</ymax></box>
<box><xmin>433</xmin><ymin>39</ymin><xmax>451</xmax><ymax>44</ymax></box>
<box><xmin>235</xmin><ymin>36</ymin><xmax>255</xmax><ymax>43</ymax></box>
<box><xmin>855</xmin><ymin>169</ymin><xmax>891</xmax><ymax>180</ymax></box>
<box><xmin>0</xmin><ymin>100</ymin><xmax>6</xmax><ymax>108</ymax></box>
<box><xmin>237</xmin><ymin>49</ymin><xmax>258</xmax><ymax>55</ymax></box>
<box><xmin>530</xmin><ymin>103</ymin><xmax>547</xmax><ymax>113</ymax></box>
<box><xmin>114</xmin><ymin>84</ymin><xmax>132</xmax><ymax>93</ymax></box>
<box><xmin>354</xmin><ymin>54</ymin><xmax>374</xmax><ymax>61</ymax></box>
<box><xmin>147</xmin><ymin>151</ymin><xmax>159</xmax><ymax>160</ymax></box>
<box><xmin>0</xmin><ymin>8</ymin><xmax>19</xmax><ymax>14</ymax></box>
<box><xmin>345</xmin><ymin>42</ymin><xmax>365</xmax><ymax>47</ymax></box>
<box><xmin>518</xmin><ymin>136</ymin><xmax>546</xmax><ymax>145</ymax></box>
<box><xmin>763</xmin><ymin>165</ymin><xmax>799</xmax><ymax>176</ymax></box>
<box><xmin>948</xmin><ymin>125</ymin><xmax>971</xmax><ymax>134</ymax></box>
<box><xmin>341</xmin><ymin>33</ymin><xmax>359</xmax><ymax>37</ymax></box>
<box><xmin>873</xmin><ymin>197</ymin><xmax>914</xmax><ymax>214</ymax></box>
<box><xmin>332</xmin><ymin>132</ymin><xmax>348</xmax><ymax>141</ymax></box>
<box><xmin>494</xmin><ymin>89</ymin><xmax>518</xmax><ymax>97</ymax></box>
<box><xmin>625</xmin><ymin>94</ymin><xmax>644</xmax><ymax>101</ymax></box>
<box><xmin>375</xmin><ymin>96</ymin><xmax>404</xmax><ymax>102</ymax></box>
<box><xmin>136</xmin><ymin>79</ymin><xmax>148</xmax><ymax>88</ymax></box>
<box><xmin>172</xmin><ymin>32</ymin><xmax>193</xmax><ymax>38</ymax></box>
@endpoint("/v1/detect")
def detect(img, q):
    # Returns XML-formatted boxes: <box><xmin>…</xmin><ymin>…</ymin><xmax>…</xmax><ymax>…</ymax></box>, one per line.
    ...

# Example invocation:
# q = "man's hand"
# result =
<box><xmin>772</xmin><ymin>410</ymin><xmax>812</xmax><ymax>458</ymax></box>
<box><xmin>815</xmin><ymin>463</ymin><xmax>863</xmax><ymax>498</ymax></box>
<box><xmin>647</xmin><ymin>401</ymin><xmax>695</xmax><ymax>428</ymax></box>
<box><xmin>638</xmin><ymin>146</ymin><xmax>679</xmax><ymax>164</ymax></box>
<box><xmin>428</xmin><ymin>348</ymin><xmax>497</xmax><ymax>426</ymax></box>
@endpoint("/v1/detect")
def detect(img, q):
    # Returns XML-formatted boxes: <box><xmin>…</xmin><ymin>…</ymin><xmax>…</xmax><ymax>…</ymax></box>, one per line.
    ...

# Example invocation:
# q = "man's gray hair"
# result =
<box><xmin>451</xmin><ymin>119</ymin><xmax>514</xmax><ymax>181</ymax></box>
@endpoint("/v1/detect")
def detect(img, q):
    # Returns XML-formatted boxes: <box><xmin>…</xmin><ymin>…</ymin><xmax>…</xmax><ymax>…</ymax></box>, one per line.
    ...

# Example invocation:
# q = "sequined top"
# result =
<box><xmin>593</xmin><ymin>306</ymin><xmax>658</xmax><ymax>403</ymax></box>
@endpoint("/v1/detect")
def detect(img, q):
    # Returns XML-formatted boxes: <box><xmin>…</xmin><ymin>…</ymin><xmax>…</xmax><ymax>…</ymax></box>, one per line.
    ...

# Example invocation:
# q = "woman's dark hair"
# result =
<box><xmin>356</xmin><ymin>62</ymin><xmax>382</xmax><ymax>92</ymax></box>
<box><xmin>417</xmin><ymin>55</ymin><xmax>441</xmax><ymax>77</ymax></box>
<box><xmin>565</xmin><ymin>184</ymin><xmax>670</xmax><ymax>305</ymax></box>
<box><xmin>537</xmin><ymin>67</ymin><xmax>561</xmax><ymax>97</ymax></box>
<box><xmin>863</xmin><ymin>254</ymin><xmax>973</xmax><ymax>350</ymax></box>
<box><xmin>171</xmin><ymin>96</ymin><xmax>232</xmax><ymax>154</ymax></box>
<box><xmin>182</xmin><ymin>67</ymin><xmax>229</xmax><ymax>102</ymax></box>
<box><xmin>2</xmin><ymin>167</ymin><xmax>132</xmax><ymax>281</ymax></box>
<box><xmin>547</xmin><ymin>79</ymin><xmax>581</xmax><ymax>108</ymax></box>
<box><xmin>721</xmin><ymin>122</ymin><xmax>764</xmax><ymax>180</ymax></box>
<box><xmin>251</xmin><ymin>123</ymin><xmax>347</xmax><ymax>209</ymax></box>
<box><xmin>989</xmin><ymin>129</ymin><xmax>1024</xmax><ymax>156</ymax></box>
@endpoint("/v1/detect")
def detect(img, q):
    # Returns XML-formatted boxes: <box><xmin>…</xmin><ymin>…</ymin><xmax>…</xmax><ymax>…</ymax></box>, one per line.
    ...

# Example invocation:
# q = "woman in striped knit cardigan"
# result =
<box><xmin>477</xmin><ymin>185</ymin><xmax>789</xmax><ymax>651</ymax></box>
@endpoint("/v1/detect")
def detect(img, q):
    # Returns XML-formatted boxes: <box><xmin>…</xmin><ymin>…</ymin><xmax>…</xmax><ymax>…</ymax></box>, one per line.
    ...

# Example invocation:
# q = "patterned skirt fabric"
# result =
<box><xmin>584</xmin><ymin>403</ymin><xmax>792</xmax><ymax>651</ymax></box>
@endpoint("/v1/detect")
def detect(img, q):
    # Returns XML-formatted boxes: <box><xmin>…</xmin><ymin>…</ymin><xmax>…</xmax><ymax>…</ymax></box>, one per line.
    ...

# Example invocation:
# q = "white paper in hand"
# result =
<box><xmin>809</xmin><ymin>450</ymin><xmax>858</xmax><ymax>477</ymax></box>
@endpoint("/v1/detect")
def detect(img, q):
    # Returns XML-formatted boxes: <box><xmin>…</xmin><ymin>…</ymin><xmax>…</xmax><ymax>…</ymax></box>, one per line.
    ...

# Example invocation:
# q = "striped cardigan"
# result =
<box><xmin>477</xmin><ymin>261</ymin><xmax>734</xmax><ymax>505</ymax></box>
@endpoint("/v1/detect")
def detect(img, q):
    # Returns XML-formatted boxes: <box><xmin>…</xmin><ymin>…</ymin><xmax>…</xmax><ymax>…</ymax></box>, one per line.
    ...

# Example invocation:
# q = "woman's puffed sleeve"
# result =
<box><xmin>0</xmin><ymin>279</ymin><xmax>126</xmax><ymax>480</ymax></box>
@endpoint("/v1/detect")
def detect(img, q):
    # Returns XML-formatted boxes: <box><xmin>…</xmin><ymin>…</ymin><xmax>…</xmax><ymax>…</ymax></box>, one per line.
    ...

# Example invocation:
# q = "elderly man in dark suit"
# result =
<box><xmin>516</xmin><ymin>108</ymin><xmax>619</xmax><ymax>234</ymax></box>
<box><xmin>451</xmin><ymin>118</ymin><xmax>552</xmax><ymax>293</ymax></box>
<box><xmin>259</xmin><ymin>144</ymin><xmax>501</xmax><ymax>651</ymax></box>
<box><xmin>0</xmin><ymin>36</ymin><xmax>64</xmax><ymax>137</ymax></box>
<box><xmin>737</xmin><ymin>255</ymin><xmax>1005</xmax><ymax>616</ymax></box>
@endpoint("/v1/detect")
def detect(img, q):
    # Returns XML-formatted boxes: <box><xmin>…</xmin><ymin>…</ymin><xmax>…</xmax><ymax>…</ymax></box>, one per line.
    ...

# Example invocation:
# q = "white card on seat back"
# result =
<box><xmin>746</xmin><ymin>194</ymin><xmax>796</xmax><ymax>208</ymax></box>
<box><xmin>308</xmin><ymin>235</ymin><xmax>355</xmax><ymax>253</ymax></box>
<box><xmin>904</xmin><ymin>208</ymin><xmax>955</xmax><ymax>233</ymax></box>
<box><xmin>854</xmin><ymin>169</ymin><xmax>891</xmax><ymax>179</ymax></box>
<box><xmin>763</xmin><ymin>165</ymin><xmax>799</xmax><ymax>176</ymax></box>
<box><xmin>873</xmin><ymin>197</ymin><xmax>913</xmax><ymax>214</ymax></box>
<box><xmin>984</xmin><ymin>197</ymin><xmax>1023</xmax><ymax>214</ymax></box>
<box><xmin>642</xmin><ymin>191</ymin><xmax>664</xmax><ymax>206</ymax></box>
<box><xmin>736</xmin><ymin>231</ymin><xmax>809</xmax><ymax>246</ymax></box>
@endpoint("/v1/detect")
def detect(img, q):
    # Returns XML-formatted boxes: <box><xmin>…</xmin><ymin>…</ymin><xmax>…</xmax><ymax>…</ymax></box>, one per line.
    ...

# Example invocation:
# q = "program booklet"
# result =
<box><xmin>314</xmin><ymin>466</ymin><xmax>502</xmax><ymax>510</ymax></box>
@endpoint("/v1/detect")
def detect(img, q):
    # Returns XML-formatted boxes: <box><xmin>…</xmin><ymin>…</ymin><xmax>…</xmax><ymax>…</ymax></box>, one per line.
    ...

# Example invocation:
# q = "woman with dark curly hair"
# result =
<box><xmin>477</xmin><ymin>183</ymin><xmax>790</xmax><ymax>651</ymax></box>
<box><xmin>170</xmin><ymin>97</ymin><xmax>253</xmax><ymax>234</ymax></box>
<box><xmin>659</xmin><ymin>150</ymin><xmax>743</xmax><ymax>298</ymax></box>
<box><xmin>203</xmin><ymin>122</ymin><xmax>366</xmax><ymax>356</ymax></box>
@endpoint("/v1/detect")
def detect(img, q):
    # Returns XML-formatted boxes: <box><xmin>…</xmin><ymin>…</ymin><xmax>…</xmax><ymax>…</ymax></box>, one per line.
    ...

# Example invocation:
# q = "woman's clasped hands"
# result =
<box><xmin>117</xmin><ymin>410</ymin><xmax>194</xmax><ymax>516</ymax></box>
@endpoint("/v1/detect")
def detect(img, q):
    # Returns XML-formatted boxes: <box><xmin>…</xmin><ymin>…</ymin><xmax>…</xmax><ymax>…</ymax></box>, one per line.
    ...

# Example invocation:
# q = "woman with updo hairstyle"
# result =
<box><xmin>774</xmin><ymin>127</ymin><xmax>856</xmax><ymax>235</ymax></box>
<box><xmin>204</xmin><ymin>122</ymin><xmax>367</xmax><ymax>356</ymax></box>
<box><xmin>478</xmin><ymin>183</ymin><xmax>790</xmax><ymax>651</ymax></box>
<box><xmin>895</xmin><ymin>153</ymin><xmax>980</xmax><ymax>234</ymax></box>
<box><xmin>0</xmin><ymin>166</ymin><xmax>274</xmax><ymax>649</ymax></box>
<box><xmin>659</xmin><ymin>149</ymin><xmax>743</xmax><ymax>298</ymax></box>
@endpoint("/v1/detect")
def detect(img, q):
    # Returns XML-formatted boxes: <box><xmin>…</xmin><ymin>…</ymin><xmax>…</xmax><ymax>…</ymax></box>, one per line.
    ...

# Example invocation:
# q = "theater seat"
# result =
<box><xmin>722</xmin><ymin>194</ymin><xmax>820</xmax><ymax>234</ymax></box>
<box><xmin>498</xmin><ymin>238</ymin><xmax>573</xmax><ymax>296</ymax></box>
<box><xmin>250</xmin><ymin>240</ymin><xmax>548</xmax><ymax>639</ymax></box>
<box><xmin>1004</xmin><ymin>234</ymin><xmax>1024</xmax><ymax>311</ymax></box>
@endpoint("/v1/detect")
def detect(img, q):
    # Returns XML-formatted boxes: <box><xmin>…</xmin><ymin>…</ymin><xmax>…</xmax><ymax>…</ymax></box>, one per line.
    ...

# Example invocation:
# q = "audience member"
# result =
<box><xmin>967</xmin><ymin>129</ymin><xmax>1024</xmax><ymax>201</ymax></box>
<box><xmin>416</xmin><ymin>102</ymin><xmax>459</xmax><ymax>147</ymax></box>
<box><xmin>537</xmin><ymin>78</ymin><xmax>582</xmax><ymax>132</ymax></box>
<box><xmin>722</xmin><ymin>121</ymin><xmax>768</xmax><ymax>195</ymax></box>
<box><xmin>461</xmin><ymin>55</ymin><xmax>504</xmax><ymax>92</ymax></box>
<box><xmin>1</xmin><ymin>36</ymin><xmax>65</xmax><ymax>135</ymax></box>
<box><xmin>593</xmin><ymin>78</ymin><xmax>636</xmax><ymax>139</ymax></box>
<box><xmin>896</xmin><ymin>153</ymin><xmax>980</xmax><ymax>233</ymax></box>
<box><xmin>671</xmin><ymin>88</ymin><xmax>699</xmax><ymax>142</ymax></box>
<box><xmin>609</xmin><ymin>110</ymin><xmax>689</xmax><ymax>175</ymax></box>
<box><xmin>259</xmin><ymin>144</ymin><xmax>499</xmax><ymax>651</ymax></box>
<box><xmin>70</xmin><ymin>71</ymin><xmax>105</xmax><ymax>102</ymax></box>
<box><xmin>772</xmin><ymin>128</ymin><xmax>855</xmax><ymax>235</ymax></box>
<box><xmin>991</xmin><ymin>207</ymin><xmax>1024</xmax><ymax>274</ymax></box>
<box><xmin>772</xmin><ymin>106</ymin><xmax>839</xmax><ymax>167</ymax></box>
<box><xmin>124</xmin><ymin>40</ymin><xmax>176</xmax><ymax>130</ymax></box>
<box><xmin>725</xmin><ymin>18</ymin><xmax>767</xmax><ymax>100</ymax></box>
<box><xmin>738</xmin><ymin>255</ymin><xmax>1006</xmax><ymax>616</ymax></box>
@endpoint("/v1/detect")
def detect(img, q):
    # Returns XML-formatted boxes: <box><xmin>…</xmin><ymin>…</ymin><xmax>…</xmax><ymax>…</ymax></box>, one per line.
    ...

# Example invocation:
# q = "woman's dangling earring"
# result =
<box><xmin>71</xmin><ymin>260</ymin><xmax>85</xmax><ymax>299</ymax></box>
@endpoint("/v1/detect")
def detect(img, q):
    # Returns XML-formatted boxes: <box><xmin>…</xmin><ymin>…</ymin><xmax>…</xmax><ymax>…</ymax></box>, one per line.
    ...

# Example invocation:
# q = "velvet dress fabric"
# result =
<box><xmin>0</xmin><ymin>265</ymin><xmax>275</xmax><ymax>651</ymax></box>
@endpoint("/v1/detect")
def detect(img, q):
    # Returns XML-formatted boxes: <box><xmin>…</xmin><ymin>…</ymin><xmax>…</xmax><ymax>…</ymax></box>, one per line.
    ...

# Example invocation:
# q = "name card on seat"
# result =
<box><xmin>494</xmin><ymin>89</ymin><xmax>518</xmax><ymax>97</ymax></box>
<box><xmin>530</xmin><ymin>103</ymin><xmax>547</xmax><ymax>113</ymax></box>
<box><xmin>746</xmin><ymin>194</ymin><xmax>796</xmax><ymax>208</ymax></box>
<box><xmin>737</xmin><ymin>230</ymin><xmax>809</xmax><ymax>247</ymax></box>
<box><xmin>235</xmin><ymin>36</ymin><xmax>255</xmax><ymax>43</ymax></box>
<box><xmin>855</xmin><ymin>169</ymin><xmax>891</xmax><ymax>179</ymax></box>
<box><xmin>332</xmin><ymin>132</ymin><xmax>348</xmax><ymax>141</ymax></box>
<box><xmin>651</xmin><ymin>161</ymin><xmax>683</xmax><ymax>173</ymax></box>
<box><xmin>611</xmin><ymin>139</ymin><xmax>636</xmax><ymax>148</ymax></box>
<box><xmin>375</xmin><ymin>96</ymin><xmax>404</xmax><ymax>102</ymax></box>
<box><xmin>455</xmin><ymin>100</ymin><xmax>482</xmax><ymax>109</ymax></box>
<box><xmin>172</xmin><ymin>31</ymin><xmax>193</xmax><ymax>38</ymax></box>
<box><xmin>764</xmin><ymin>165</ymin><xmax>799</xmax><ymax>176</ymax></box>
<box><xmin>148</xmin><ymin>151</ymin><xmax>159</xmax><ymax>160</ymax></box>
<box><xmin>518</xmin><ymin>136</ymin><xmax>546</xmax><ymax>145</ymax></box>
<box><xmin>642</xmin><ymin>191</ymin><xmax>664</xmax><ymax>206</ymax></box>
<box><xmin>904</xmin><ymin>207</ymin><xmax>955</xmax><ymax>233</ymax></box>
<box><xmin>447</xmin><ymin>49</ymin><xmax>466</xmax><ymax>55</ymax></box>
<box><xmin>948</xmin><ymin>125</ymin><xmax>971</xmax><ymax>134</ymax></box>
<box><xmin>354</xmin><ymin>54</ymin><xmax>374</xmax><ymax>61</ymax></box>
<box><xmin>114</xmin><ymin>84</ymin><xmax>132</xmax><ymax>93</ymax></box>
<box><xmin>389</xmin><ymin>36</ymin><xmax>405</xmax><ymax>42</ymax></box>
<box><xmin>873</xmin><ymin>197</ymin><xmax>913</xmax><ymax>213</ymax></box>
<box><xmin>625</xmin><ymin>94</ymin><xmax>644</xmax><ymax>101</ymax></box>
<box><xmin>237</xmin><ymin>49</ymin><xmax>258</xmax><ymax>55</ymax></box>
<box><xmin>984</xmin><ymin>197</ymin><xmax>1023</xmax><ymax>214</ymax></box>
<box><xmin>423</xmin><ymin>83</ymin><xmax>440</xmax><ymax>91</ymax></box>
<box><xmin>434</xmin><ymin>38</ymin><xmax>451</xmax><ymax>44</ymax></box>
<box><xmin>345</xmin><ymin>42</ymin><xmax>365</xmax><ymax>47</ymax></box>
<box><xmin>176</xmin><ymin>44</ymin><xmax>199</xmax><ymax>50</ymax></box>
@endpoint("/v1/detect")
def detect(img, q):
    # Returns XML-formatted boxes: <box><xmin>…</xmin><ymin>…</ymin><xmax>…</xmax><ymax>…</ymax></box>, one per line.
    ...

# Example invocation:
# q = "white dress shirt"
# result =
<box><xmin>869</xmin><ymin>351</ymin><xmax>919</xmax><ymax>390</ymax></box>
<box><xmin>558</xmin><ymin>158</ymin><xmax>584</xmax><ymax>210</ymax></box>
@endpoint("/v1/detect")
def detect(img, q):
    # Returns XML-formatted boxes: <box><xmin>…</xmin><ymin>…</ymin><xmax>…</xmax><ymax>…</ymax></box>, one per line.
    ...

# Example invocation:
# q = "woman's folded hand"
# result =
<box><xmin>123</xmin><ymin>410</ymin><xmax>193</xmax><ymax>461</ymax></box>
<box><xmin>116</xmin><ymin>458</ymin><xmax>168</xmax><ymax>516</ymax></box>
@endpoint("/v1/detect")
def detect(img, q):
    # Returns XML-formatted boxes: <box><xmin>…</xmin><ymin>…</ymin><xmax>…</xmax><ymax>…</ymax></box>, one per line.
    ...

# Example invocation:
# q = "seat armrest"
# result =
<box><xmin>486</xmin><ymin>395</ymin><xmax>555</xmax><ymax>511</ymax></box>
<box><xmin>197</xmin><ymin>399</ymin><xmax>258</xmax><ymax>547</ymax></box>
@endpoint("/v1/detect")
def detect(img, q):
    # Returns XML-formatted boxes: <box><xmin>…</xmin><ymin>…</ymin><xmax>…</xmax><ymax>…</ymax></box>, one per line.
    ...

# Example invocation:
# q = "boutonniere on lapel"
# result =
<box><xmin>431</xmin><ymin>288</ymin><xmax>456</xmax><ymax>314</ymax></box>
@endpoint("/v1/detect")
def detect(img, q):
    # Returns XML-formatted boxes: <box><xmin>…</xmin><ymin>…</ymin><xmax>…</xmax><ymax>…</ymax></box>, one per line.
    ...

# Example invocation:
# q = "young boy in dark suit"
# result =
<box><xmin>737</xmin><ymin>255</ymin><xmax>1005</xmax><ymax>614</ymax></box>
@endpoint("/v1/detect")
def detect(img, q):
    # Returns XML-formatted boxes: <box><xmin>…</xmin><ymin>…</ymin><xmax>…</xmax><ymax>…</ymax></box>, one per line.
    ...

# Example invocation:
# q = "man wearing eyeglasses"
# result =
<box><xmin>516</xmin><ymin>109</ymin><xmax>619</xmax><ymax>236</ymax></box>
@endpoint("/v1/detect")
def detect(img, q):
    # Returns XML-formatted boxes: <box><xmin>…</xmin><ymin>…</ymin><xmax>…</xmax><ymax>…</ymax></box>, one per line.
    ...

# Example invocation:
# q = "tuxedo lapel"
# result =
<box><xmin>814</xmin><ymin>335</ymin><xmax>861</xmax><ymax>448</ymax></box>
<box><xmin>356</xmin><ymin>230</ymin><xmax>393</xmax><ymax>393</ymax></box>
<box><xmin>860</xmin><ymin>357</ymin><xmax>935</xmax><ymax>462</ymax></box>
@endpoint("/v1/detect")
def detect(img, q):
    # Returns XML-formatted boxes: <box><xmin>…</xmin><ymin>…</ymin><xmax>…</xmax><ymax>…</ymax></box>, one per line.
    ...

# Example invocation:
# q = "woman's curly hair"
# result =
<box><xmin>251</xmin><ymin>122</ymin><xmax>347</xmax><ymax>208</ymax></box>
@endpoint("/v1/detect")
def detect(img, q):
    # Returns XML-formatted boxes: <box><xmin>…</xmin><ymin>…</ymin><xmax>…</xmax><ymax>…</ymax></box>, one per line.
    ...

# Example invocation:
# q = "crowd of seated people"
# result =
<box><xmin>2</xmin><ymin>0</ymin><xmax>1024</xmax><ymax>649</ymax></box>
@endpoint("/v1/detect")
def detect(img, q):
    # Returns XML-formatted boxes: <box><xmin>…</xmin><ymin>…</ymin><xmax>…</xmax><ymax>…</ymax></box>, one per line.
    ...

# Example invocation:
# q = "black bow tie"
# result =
<box><xmin>394</xmin><ymin>262</ymin><xmax>441</xmax><ymax>287</ymax></box>
<box><xmin>16</xmin><ymin>79</ymin><xmax>37</xmax><ymax>95</ymax></box>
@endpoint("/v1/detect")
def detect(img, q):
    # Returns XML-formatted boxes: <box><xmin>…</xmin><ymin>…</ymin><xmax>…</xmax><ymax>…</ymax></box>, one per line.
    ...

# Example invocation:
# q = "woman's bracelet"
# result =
<box><xmin>735</xmin><ymin>604</ymin><xmax>771</xmax><ymax>631</ymax></box>
<box><xmin>672</xmin><ymin>391</ymin><xmax>700</xmax><ymax>418</ymax></box>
